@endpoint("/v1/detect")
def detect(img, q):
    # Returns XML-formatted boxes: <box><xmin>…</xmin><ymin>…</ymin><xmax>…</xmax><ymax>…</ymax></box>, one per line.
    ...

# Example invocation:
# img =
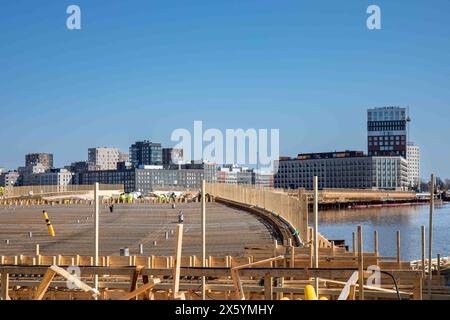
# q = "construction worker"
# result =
<box><xmin>178</xmin><ymin>210</ymin><xmax>184</xmax><ymax>224</ymax></box>
<box><xmin>109</xmin><ymin>204</ymin><xmax>114</xmax><ymax>213</ymax></box>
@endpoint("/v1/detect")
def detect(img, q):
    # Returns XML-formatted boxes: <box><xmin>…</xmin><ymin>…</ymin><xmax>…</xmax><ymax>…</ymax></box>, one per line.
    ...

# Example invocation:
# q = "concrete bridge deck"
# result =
<box><xmin>0</xmin><ymin>203</ymin><xmax>274</xmax><ymax>257</ymax></box>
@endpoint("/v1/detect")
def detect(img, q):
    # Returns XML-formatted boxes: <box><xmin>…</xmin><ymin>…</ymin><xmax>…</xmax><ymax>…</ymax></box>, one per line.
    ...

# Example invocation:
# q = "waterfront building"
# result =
<box><xmin>25</xmin><ymin>153</ymin><xmax>53</xmax><ymax>169</ymax></box>
<box><xmin>367</xmin><ymin>107</ymin><xmax>409</xmax><ymax>158</ymax></box>
<box><xmin>88</xmin><ymin>147</ymin><xmax>126</xmax><ymax>170</ymax></box>
<box><xmin>0</xmin><ymin>167</ymin><xmax>5</xmax><ymax>174</ymax></box>
<box><xmin>274</xmin><ymin>151</ymin><xmax>409</xmax><ymax>191</ymax></box>
<box><xmin>372</xmin><ymin>156</ymin><xmax>409</xmax><ymax>190</ymax></box>
<box><xmin>0</xmin><ymin>171</ymin><xmax>20</xmax><ymax>187</ymax></box>
<box><xmin>406</xmin><ymin>143</ymin><xmax>421</xmax><ymax>189</ymax></box>
<box><xmin>275</xmin><ymin>151</ymin><xmax>372</xmax><ymax>190</ymax></box>
<box><xmin>162</xmin><ymin>148</ymin><xmax>184</xmax><ymax>166</ymax></box>
<box><xmin>130</xmin><ymin>141</ymin><xmax>162</xmax><ymax>167</ymax></box>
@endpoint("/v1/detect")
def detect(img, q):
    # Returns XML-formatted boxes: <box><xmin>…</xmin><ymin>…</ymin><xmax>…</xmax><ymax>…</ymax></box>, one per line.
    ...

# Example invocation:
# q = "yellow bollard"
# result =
<box><xmin>43</xmin><ymin>210</ymin><xmax>56</xmax><ymax>237</ymax></box>
<box><xmin>304</xmin><ymin>285</ymin><xmax>318</xmax><ymax>300</ymax></box>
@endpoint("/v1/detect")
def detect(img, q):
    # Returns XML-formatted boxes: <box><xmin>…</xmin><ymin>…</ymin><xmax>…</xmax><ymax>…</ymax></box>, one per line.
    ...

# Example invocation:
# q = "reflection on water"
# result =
<box><xmin>317</xmin><ymin>203</ymin><xmax>450</xmax><ymax>261</ymax></box>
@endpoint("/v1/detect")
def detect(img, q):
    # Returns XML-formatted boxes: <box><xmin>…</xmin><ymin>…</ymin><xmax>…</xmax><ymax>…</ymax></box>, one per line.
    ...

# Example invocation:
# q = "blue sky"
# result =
<box><xmin>0</xmin><ymin>1</ymin><xmax>449</xmax><ymax>179</ymax></box>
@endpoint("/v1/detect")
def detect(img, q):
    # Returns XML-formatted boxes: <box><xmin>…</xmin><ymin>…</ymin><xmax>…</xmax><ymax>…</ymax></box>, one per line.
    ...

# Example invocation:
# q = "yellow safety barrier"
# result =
<box><xmin>304</xmin><ymin>285</ymin><xmax>318</xmax><ymax>300</ymax></box>
<box><xmin>43</xmin><ymin>210</ymin><xmax>56</xmax><ymax>237</ymax></box>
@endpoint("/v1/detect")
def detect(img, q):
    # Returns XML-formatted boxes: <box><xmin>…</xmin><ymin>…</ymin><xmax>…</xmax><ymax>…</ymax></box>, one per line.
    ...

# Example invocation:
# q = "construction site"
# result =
<box><xmin>0</xmin><ymin>181</ymin><xmax>449</xmax><ymax>301</ymax></box>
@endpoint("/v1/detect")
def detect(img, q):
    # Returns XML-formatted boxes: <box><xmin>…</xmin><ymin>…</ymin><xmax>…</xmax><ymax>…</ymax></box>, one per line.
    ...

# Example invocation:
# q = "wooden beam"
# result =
<box><xmin>428</xmin><ymin>173</ymin><xmax>434</xmax><ymax>293</ymax></box>
<box><xmin>233</xmin><ymin>256</ymin><xmax>285</xmax><ymax>270</ymax></box>
<box><xmin>421</xmin><ymin>225</ymin><xmax>426</xmax><ymax>280</ymax></box>
<box><xmin>396</xmin><ymin>230</ymin><xmax>401</xmax><ymax>264</ymax></box>
<box><xmin>129</xmin><ymin>266</ymin><xmax>144</xmax><ymax>298</ymax></box>
<box><xmin>264</xmin><ymin>274</ymin><xmax>273</xmax><ymax>301</ymax></box>
<box><xmin>33</xmin><ymin>265</ymin><xmax>99</xmax><ymax>300</ymax></box>
<box><xmin>357</xmin><ymin>226</ymin><xmax>364</xmax><ymax>300</ymax></box>
<box><xmin>374</xmin><ymin>230</ymin><xmax>378</xmax><ymax>256</ymax></box>
<box><xmin>352</xmin><ymin>232</ymin><xmax>356</xmax><ymax>256</ymax></box>
<box><xmin>172</xmin><ymin>224</ymin><xmax>184</xmax><ymax>299</ymax></box>
<box><xmin>33</xmin><ymin>268</ymin><xmax>57</xmax><ymax>300</ymax></box>
<box><xmin>231</xmin><ymin>268</ymin><xmax>245</xmax><ymax>300</ymax></box>
<box><xmin>1</xmin><ymin>273</ymin><xmax>10</xmax><ymax>300</ymax></box>
<box><xmin>413</xmin><ymin>276</ymin><xmax>423</xmax><ymax>301</ymax></box>
<box><xmin>118</xmin><ymin>278</ymin><xmax>161</xmax><ymax>301</ymax></box>
<box><xmin>94</xmin><ymin>183</ymin><xmax>100</xmax><ymax>292</ymax></box>
<box><xmin>201</xmin><ymin>180</ymin><xmax>206</xmax><ymax>300</ymax></box>
<box><xmin>313</xmin><ymin>176</ymin><xmax>319</xmax><ymax>294</ymax></box>
<box><xmin>322</xmin><ymin>277</ymin><xmax>409</xmax><ymax>295</ymax></box>
<box><xmin>348</xmin><ymin>284</ymin><xmax>356</xmax><ymax>300</ymax></box>
<box><xmin>337</xmin><ymin>271</ymin><xmax>359</xmax><ymax>301</ymax></box>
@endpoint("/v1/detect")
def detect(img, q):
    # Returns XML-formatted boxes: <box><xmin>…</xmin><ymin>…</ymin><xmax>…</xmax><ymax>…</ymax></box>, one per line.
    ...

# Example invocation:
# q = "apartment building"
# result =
<box><xmin>88</xmin><ymin>147</ymin><xmax>127</xmax><ymax>170</ymax></box>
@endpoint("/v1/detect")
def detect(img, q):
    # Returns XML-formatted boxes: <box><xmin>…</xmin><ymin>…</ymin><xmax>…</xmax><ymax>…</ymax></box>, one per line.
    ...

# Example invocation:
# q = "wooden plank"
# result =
<box><xmin>231</xmin><ymin>269</ymin><xmax>245</xmax><ymax>300</ymax></box>
<box><xmin>1</xmin><ymin>273</ymin><xmax>10</xmax><ymax>300</ymax></box>
<box><xmin>357</xmin><ymin>226</ymin><xmax>364</xmax><ymax>300</ymax></box>
<box><xmin>264</xmin><ymin>274</ymin><xmax>273</xmax><ymax>300</ymax></box>
<box><xmin>129</xmin><ymin>266</ymin><xmax>144</xmax><ymax>296</ymax></box>
<box><xmin>338</xmin><ymin>272</ymin><xmax>359</xmax><ymax>301</ymax></box>
<box><xmin>118</xmin><ymin>278</ymin><xmax>161</xmax><ymax>301</ymax></box>
<box><xmin>172</xmin><ymin>224</ymin><xmax>184</xmax><ymax>299</ymax></box>
<box><xmin>412</xmin><ymin>276</ymin><xmax>423</xmax><ymax>301</ymax></box>
<box><xmin>33</xmin><ymin>268</ymin><xmax>57</xmax><ymax>300</ymax></box>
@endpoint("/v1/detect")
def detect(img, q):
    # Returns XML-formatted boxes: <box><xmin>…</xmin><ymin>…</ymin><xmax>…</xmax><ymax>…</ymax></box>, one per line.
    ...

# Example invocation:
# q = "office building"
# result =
<box><xmin>25</xmin><ymin>153</ymin><xmax>53</xmax><ymax>169</ymax></box>
<box><xmin>406</xmin><ymin>143</ymin><xmax>421</xmax><ymax>189</ymax></box>
<box><xmin>367</xmin><ymin>107</ymin><xmax>409</xmax><ymax>157</ymax></box>
<box><xmin>130</xmin><ymin>141</ymin><xmax>162</xmax><ymax>167</ymax></box>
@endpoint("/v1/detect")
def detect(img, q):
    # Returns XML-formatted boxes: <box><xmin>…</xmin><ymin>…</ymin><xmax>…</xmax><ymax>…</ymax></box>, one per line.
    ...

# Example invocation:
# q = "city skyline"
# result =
<box><xmin>1</xmin><ymin>1</ymin><xmax>449</xmax><ymax>178</ymax></box>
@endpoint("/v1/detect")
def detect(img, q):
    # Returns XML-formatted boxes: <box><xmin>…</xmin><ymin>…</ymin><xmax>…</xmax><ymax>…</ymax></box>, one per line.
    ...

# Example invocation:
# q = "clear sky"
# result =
<box><xmin>0</xmin><ymin>1</ymin><xmax>449</xmax><ymax>179</ymax></box>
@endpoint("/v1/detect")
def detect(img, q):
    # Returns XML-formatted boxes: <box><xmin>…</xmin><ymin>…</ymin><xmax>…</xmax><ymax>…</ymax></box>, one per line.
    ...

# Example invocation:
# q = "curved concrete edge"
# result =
<box><xmin>214</xmin><ymin>197</ymin><xmax>302</xmax><ymax>247</ymax></box>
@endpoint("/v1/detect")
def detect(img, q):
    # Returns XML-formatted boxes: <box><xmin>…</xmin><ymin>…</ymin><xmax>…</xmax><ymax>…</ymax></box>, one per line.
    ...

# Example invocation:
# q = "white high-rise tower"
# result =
<box><xmin>406</xmin><ymin>143</ymin><xmax>420</xmax><ymax>189</ymax></box>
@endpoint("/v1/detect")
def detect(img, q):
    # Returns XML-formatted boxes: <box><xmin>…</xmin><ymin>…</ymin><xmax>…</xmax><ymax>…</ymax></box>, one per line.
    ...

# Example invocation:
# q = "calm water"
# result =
<box><xmin>318</xmin><ymin>202</ymin><xmax>450</xmax><ymax>261</ymax></box>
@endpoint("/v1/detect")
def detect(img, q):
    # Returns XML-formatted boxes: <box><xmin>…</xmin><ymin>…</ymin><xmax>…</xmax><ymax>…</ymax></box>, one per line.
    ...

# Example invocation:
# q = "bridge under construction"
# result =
<box><xmin>0</xmin><ymin>183</ymin><xmax>448</xmax><ymax>301</ymax></box>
